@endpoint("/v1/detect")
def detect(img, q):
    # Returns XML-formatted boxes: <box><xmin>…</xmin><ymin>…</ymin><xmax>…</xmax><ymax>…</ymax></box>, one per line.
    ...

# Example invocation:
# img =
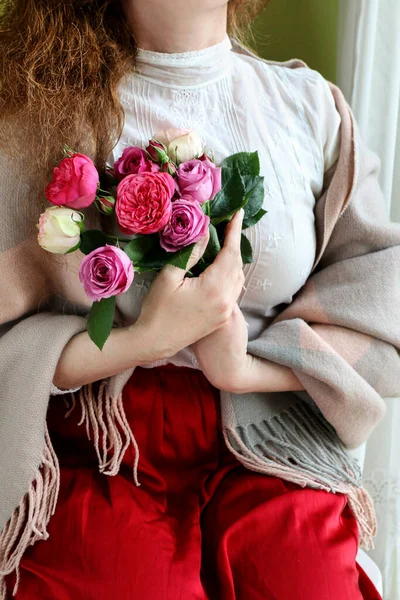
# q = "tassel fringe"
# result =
<box><xmin>223</xmin><ymin>401</ymin><xmax>378</xmax><ymax>551</ymax></box>
<box><xmin>0</xmin><ymin>386</ymin><xmax>377</xmax><ymax>598</ymax></box>
<box><xmin>73</xmin><ymin>381</ymin><xmax>140</xmax><ymax>486</ymax></box>
<box><xmin>0</xmin><ymin>380</ymin><xmax>139</xmax><ymax>598</ymax></box>
<box><xmin>0</xmin><ymin>427</ymin><xmax>60</xmax><ymax>599</ymax></box>
<box><xmin>347</xmin><ymin>486</ymin><xmax>377</xmax><ymax>551</ymax></box>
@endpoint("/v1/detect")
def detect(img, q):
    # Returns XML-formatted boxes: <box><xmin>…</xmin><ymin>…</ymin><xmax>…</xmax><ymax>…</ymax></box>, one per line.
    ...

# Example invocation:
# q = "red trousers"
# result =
<box><xmin>7</xmin><ymin>365</ymin><xmax>381</xmax><ymax>599</ymax></box>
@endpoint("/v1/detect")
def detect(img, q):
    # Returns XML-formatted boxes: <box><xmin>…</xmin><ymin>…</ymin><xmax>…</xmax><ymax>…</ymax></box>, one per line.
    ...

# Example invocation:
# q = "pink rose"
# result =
<box><xmin>159</xmin><ymin>197</ymin><xmax>210</xmax><ymax>252</ymax></box>
<box><xmin>115</xmin><ymin>172</ymin><xmax>174</xmax><ymax>235</ymax></box>
<box><xmin>198</xmin><ymin>152</ymin><xmax>214</xmax><ymax>162</ymax></box>
<box><xmin>79</xmin><ymin>245</ymin><xmax>134</xmax><ymax>302</ymax></box>
<box><xmin>114</xmin><ymin>146</ymin><xmax>159</xmax><ymax>179</ymax></box>
<box><xmin>45</xmin><ymin>153</ymin><xmax>99</xmax><ymax>209</ymax></box>
<box><xmin>177</xmin><ymin>159</ymin><xmax>221</xmax><ymax>204</ymax></box>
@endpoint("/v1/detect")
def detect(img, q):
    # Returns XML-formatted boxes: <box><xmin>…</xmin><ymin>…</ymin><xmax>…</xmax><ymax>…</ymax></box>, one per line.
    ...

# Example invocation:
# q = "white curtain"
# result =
<box><xmin>337</xmin><ymin>2</ymin><xmax>400</xmax><ymax>598</ymax></box>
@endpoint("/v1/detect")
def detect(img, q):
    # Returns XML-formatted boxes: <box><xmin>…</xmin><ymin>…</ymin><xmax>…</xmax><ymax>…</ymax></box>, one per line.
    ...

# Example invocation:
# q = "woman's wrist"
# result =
<box><xmin>227</xmin><ymin>354</ymin><xmax>304</xmax><ymax>395</ymax></box>
<box><xmin>127</xmin><ymin>320</ymin><xmax>177</xmax><ymax>366</ymax></box>
<box><xmin>126</xmin><ymin>320</ymin><xmax>173</xmax><ymax>366</ymax></box>
<box><xmin>54</xmin><ymin>322</ymin><xmax>162</xmax><ymax>390</ymax></box>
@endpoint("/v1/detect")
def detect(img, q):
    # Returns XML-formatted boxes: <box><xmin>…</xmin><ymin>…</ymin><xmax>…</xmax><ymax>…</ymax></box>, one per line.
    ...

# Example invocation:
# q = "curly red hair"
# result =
<box><xmin>0</xmin><ymin>0</ymin><xmax>270</xmax><ymax>172</ymax></box>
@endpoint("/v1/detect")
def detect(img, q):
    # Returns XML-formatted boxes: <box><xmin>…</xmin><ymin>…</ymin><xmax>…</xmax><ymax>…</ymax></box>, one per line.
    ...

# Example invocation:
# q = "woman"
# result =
<box><xmin>0</xmin><ymin>0</ymin><xmax>399</xmax><ymax>598</ymax></box>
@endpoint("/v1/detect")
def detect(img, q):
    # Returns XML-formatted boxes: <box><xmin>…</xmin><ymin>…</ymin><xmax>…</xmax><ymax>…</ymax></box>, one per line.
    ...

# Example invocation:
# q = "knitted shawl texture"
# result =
<box><xmin>0</xmin><ymin>44</ymin><xmax>400</xmax><ymax>595</ymax></box>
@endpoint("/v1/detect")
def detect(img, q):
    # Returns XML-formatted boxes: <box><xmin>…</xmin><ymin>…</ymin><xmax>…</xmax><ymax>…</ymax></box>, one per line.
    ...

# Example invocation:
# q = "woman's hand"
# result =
<box><xmin>131</xmin><ymin>209</ymin><xmax>246</xmax><ymax>364</ymax></box>
<box><xmin>193</xmin><ymin>304</ymin><xmax>304</xmax><ymax>393</ymax></box>
<box><xmin>191</xmin><ymin>303</ymin><xmax>253</xmax><ymax>393</ymax></box>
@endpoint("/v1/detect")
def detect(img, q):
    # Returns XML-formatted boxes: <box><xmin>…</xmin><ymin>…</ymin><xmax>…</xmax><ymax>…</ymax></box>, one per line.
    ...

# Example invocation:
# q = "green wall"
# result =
<box><xmin>251</xmin><ymin>0</ymin><xmax>338</xmax><ymax>83</ymax></box>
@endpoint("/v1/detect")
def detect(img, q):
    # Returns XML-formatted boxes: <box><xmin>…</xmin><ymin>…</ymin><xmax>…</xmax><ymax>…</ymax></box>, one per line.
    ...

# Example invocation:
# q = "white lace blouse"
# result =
<box><xmin>51</xmin><ymin>34</ymin><xmax>342</xmax><ymax>391</ymax></box>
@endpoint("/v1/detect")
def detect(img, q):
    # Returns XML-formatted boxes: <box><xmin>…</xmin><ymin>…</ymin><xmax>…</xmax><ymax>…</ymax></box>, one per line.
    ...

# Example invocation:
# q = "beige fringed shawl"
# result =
<box><xmin>1</xmin><ymin>45</ymin><xmax>400</xmax><ymax>597</ymax></box>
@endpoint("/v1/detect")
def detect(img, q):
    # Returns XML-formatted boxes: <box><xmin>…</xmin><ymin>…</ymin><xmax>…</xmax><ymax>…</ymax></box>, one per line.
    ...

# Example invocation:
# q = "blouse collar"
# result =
<box><xmin>134</xmin><ymin>35</ymin><xmax>233</xmax><ymax>88</ymax></box>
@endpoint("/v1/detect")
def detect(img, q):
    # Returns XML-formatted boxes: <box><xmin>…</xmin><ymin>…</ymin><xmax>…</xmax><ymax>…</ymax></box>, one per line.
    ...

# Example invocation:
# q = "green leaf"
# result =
<box><xmin>221</xmin><ymin>152</ymin><xmax>260</xmax><ymax>186</ymax></box>
<box><xmin>242</xmin><ymin>208</ymin><xmax>268</xmax><ymax>230</ymax></box>
<box><xmin>203</xmin><ymin>223</ymin><xmax>221</xmax><ymax>263</ymax></box>
<box><xmin>134</xmin><ymin>244</ymin><xmax>171</xmax><ymax>272</ymax></box>
<box><xmin>80</xmin><ymin>230</ymin><xmax>109</xmax><ymax>255</ymax></box>
<box><xmin>76</xmin><ymin>216</ymin><xmax>85</xmax><ymax>233</ymax></box>
<box><xmin>87</xmin><ymin>296</ymin><xmax>116</xmax><ymax>351</ymax></box>
<box><xmin>201</xmin><ymin>200</ymin><xmax>211</xmax><ymax>217</ymax></box>
<box><xmin>210</xmin><ymin>170</ymin><xmax>246</xmax><ymax>223</ymax></box>
<box><xmin>167</xmin><ymin>243</ymin><xmax>196</xmax><ymax>270</ymax></box>
<box><xmin>124</xmin><ymin>236</ymin><xmax>155</xmax><ymax>264</ymax></box>
<box><xmin>240</xmin><ymin>233</ymin><xmax>253</xmax><ymax>264</ymax></box>
<box><xmin>241</xmin><ymin>175</ymin><xmax>265</xmax><ymax>218</ymax></box>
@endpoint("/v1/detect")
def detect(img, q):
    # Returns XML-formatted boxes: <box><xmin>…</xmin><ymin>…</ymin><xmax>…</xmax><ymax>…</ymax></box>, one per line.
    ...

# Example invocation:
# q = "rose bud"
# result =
<box><xmin>37</xmin><ymin>206</ymin><xmax>83</xmax><ymax>254</ymax></box>
<box><xmin>159</xmin><ymin>197</ymin><xmax>210</xmax><ymax>252</ymax></box>
<box><xmin>177</xmin><ymin>158</ymin><xmax>222</xmax><ymax>203</ymax></box>
<box><xmin>161</xmin><ymin>161</ymin><xmax>177</xmax><ymax>177</ymax></box>
<box><xmin>198</xmin><ymin>151</ymin><xmax>214</xmax><ymax>163</ymax></box>
<box><xmin>95</xmin><ymin>194</ymin><xmax>116</xmax><ymax>215</ymax></box>
<box><xmin>146</xmin><ymin>139</ymin><xmax>168</xmax><ymax>164</ymax></box>
<box><xmin>45</xmin><ymin>153</ymin><xmax>99</xmax><ymax>209</ymax></box>
<box><xmin>115</xmin><ymin>172</ymin><xmax>174</xmax><ymax>235</ymax></box>
<box><xmin>114</xmin><ymin>146</ymin><xmax>160</xmax><ymax>180</ymax></box>
<box><xmin>79</xmin><ymin>245</ymin><xmax>134</xmax><ymax>302</ymax></box>
<box><xmin>167</xmin><ymin>131</ymin><xmax>204</xmax><ymax>164</ymax></box>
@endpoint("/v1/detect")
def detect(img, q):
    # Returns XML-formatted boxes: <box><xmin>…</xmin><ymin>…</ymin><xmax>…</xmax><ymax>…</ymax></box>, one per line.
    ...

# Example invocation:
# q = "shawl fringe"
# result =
<box><xmin>69</xmin><ymin>381</ymin><xmax>141</xmax><ymax>486</ymax></box>
<box><xmin>0</xmin><ymin>427</ymin><xmax>60</xmax><ymax>599</ymax></box>
<box><xmin>0</xmin><ymin>390</ymin><xmax>376</xmax><ymax>598</ymax></box>
<box><xmin>0</xmin><ymin>381</ymin><xmax>140</xmax><ymax>598</ymax></box>
<box><xmin>222</xmin><ymin>402</ymin><xmax>377</xmax><ymax>551</ymax></box>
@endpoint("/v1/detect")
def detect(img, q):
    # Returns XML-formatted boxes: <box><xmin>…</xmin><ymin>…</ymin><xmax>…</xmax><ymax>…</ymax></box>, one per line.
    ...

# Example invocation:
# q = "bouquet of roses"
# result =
<box><xmin>37</xmin><ymin>128</ymin><xmax>267</xmax><ymax>350</ymax></box>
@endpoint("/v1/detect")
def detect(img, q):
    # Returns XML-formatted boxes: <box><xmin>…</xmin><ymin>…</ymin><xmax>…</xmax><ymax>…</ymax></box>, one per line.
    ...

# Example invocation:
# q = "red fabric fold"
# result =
<box><xmin>6</xmin><ymin>366</ymin><xmax>381</xmax><ymax>600</ymax></box>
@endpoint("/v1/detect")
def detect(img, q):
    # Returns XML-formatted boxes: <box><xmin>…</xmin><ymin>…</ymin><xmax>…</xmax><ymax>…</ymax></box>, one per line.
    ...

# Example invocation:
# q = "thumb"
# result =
<box><xmin>160</xmin><ymin>231</ymin><xmax>210</xmax><ymax>284</ymax></box>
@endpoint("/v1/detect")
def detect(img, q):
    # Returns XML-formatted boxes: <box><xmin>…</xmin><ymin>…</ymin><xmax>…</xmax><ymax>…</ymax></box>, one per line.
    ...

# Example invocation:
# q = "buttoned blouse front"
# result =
<box><xmin>108</xmin><ymin>35</ymin><xmax>342</xmax><ymax>370</ymax></box>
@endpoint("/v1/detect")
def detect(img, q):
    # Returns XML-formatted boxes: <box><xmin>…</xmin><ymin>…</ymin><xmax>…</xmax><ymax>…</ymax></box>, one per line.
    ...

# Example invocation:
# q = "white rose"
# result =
<box><xmin>153</xmin><ymin>128</ymin><xmax>204</xmax><ymax>164</ymax></box>
<box><xmin>164</xmin><ymin>132</ymin><xmax>203</xmax><ymax>165</ymax></box>
<box><xmin>37</xmin><ymin>206</ymin><xmax>83</xmax><ymax>254</ymax></box>
<box><xmin>153</xmin><ymin>128</ymin><xmax>190</xmax><ymax>147</ymax></box>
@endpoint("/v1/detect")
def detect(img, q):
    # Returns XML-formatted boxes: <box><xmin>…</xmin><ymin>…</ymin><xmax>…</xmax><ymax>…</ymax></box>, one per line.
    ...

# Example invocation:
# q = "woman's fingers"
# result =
<box><xmin>186</xmin><ymin>230</ymin><xmax>210</xmax><ymax>272</ymax></box>
<box><xmin>204</xmin><ymin>209</ymin><xmax>244</xmax><ymax>283</ymax></box>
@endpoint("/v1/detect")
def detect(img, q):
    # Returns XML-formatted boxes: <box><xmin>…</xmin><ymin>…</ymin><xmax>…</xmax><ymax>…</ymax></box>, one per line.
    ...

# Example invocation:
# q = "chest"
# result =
<box><xmin>112</xmin><ymin>77</ymin><xmax>324</xmax><ymax>336</ymax></box>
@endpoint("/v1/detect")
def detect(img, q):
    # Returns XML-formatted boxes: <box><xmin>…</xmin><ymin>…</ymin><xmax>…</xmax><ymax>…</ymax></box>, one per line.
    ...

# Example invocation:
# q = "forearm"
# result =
<box><xmin>53</xmin><ymin>322</ymin><xmax>156</xmax><ymax>390</ymax></box>
<box><xmin>234</xmin><ymin>354</ymin><xmax>304</xmax><ymax>394</ymax></box>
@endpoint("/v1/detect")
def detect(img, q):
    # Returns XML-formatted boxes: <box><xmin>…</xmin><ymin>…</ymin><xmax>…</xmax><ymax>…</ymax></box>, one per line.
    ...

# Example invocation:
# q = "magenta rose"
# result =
<box><xmin>45</xmin><ymin>153</ymin><xmax>99</xmax><ymax>210</ymax></box>
<box><xmin>79</xmin><ymin>245</ymin><xmax>134</xmax><ymax>302</ymax></box>
<box><xmin>114</xmin><ymin>146</ymin><xmax>160</xmax><ymax>179</ymax></box>
<box><xmin>177</xmin><ymin>159</ymin><xmax>221</xmax><ymax>204</ymax></box>
<box><xmin>116</xmin><ymin>172</ymin><xmax>174</xmax><ymax>235</ymax></box>
<box><xmin>159</xmin><ymin>197</ymin><xmax>210</xmax><ymax>252</ymax></box>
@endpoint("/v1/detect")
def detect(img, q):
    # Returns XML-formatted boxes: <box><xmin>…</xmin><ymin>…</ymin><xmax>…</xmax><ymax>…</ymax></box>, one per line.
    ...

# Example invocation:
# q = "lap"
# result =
<box><xmin>9</xmin><ymin>467</ymin><xmax>379</xmax><ymax>600</ymax></box>
<box><xmin>201</xmin><ymin>468</ymin><xmax>380</xmax><ymax>600</ymax></box>
<box><xmin>6</xmin><ymin>366</ymin><xmax>380</xmax><ymax>599</ymax></box>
